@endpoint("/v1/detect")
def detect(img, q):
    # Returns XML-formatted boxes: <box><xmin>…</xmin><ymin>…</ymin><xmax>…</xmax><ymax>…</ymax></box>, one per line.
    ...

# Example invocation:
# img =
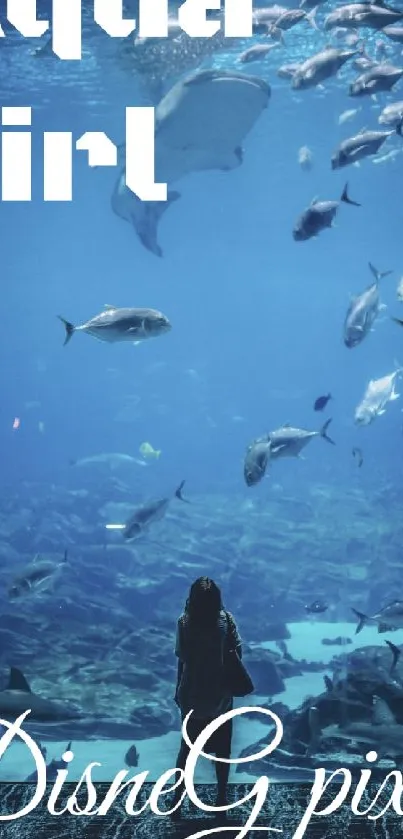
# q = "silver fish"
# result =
<box><xmin>353</xmin><ymin>602</ymin><xmax>403</xmax><ymax>633</ymax></box>
<box><xmin>293</xmin><ymin>183</ymin><xmax>360</xmax><ymax>241</ymax></box>
<box><xmin>331</xmin><ymin>126</ymin><xmax>401</xmax><ymax>168</ymax></box>
<box><xmin>252</xmin><ymin>5</ymin><xmax>289</xmax><ymax>30</ymax></box>
<box><xmin>267</xmin><ymin>419</ymin><xmax>335</xmax><ymax>459</ymax></box>
<box><xmin>239</xmin><ymin>43</ymin><xmax>278</xmax><ymax>64</ymax></box>
<box><xmin>58</xmin><ymin>305</ymin><xmax>171</xmax><ymax>345</ymax></box>
<box><xmin>343</xmin><ymin>262</ymin><xmax>392</xmax><ymax>348</ymax></box>
<box><xmin>354</xmin><ymin>367</ymin><xmax>402</xmax><ymax>425</ymax></box>
<box><xmin>291</xmin><ymin>47</ymin><xmax>358</xmax><ymax>90</ymax></box>
<box><xmin>382</xmin><ymin>24</ymin><xmax>403</xmax><ymax>42</ymax></box>
<box><xmin>379</xmin><ymin>100</ymin><xmax>403</xmax><ymax>125</ymax></box>
<box><xmin>244</xmin><ymin>437</ymin><xmax>271</xmax><ymax>486</ymax></box>
<box><xmin>325</xmin><ymin>3</ymin><xmax>403</xmax><ymax>32</ymax></box>
<box><xmin>350</xmin><ymin>64</ymin><xmax>403</xmax><ymax>96</ymax></box>
<box><xmin>107</xmin><ymin>481</ymin><xmax>189</xmax><ymax>540</ymax></box>
<box><xmin>8</xmin><ymin>551</ymin><xmax>68</xmax><ymax>600</ymax></box>
<box><xmin>269</xmin><ymin>7</ymin><xmax>317</xmax><ymax>32</ymax></box>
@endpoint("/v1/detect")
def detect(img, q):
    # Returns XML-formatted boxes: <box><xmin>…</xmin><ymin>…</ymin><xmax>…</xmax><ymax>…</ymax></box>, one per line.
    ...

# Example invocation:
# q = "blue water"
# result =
<box><xmin>1</xmin><ymin>0</ymin><xmax>403</xmax><ymax>783</ymax></box>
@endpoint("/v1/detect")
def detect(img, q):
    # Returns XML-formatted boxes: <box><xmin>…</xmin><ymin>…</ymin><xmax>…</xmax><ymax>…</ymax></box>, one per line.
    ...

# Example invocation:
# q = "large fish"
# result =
<box><xmin>8</xmin><ymin>551</ymin><xmax>68</xmax><ymax>600</ymax></box>
<box><xmin>243</xmin><ymin>437</ymin><xmax>271</xmax><ymax>486</ymax></box>
<box><xmin>379</xmin><ymin>100</ymin><xmax>403</xmax><ymax>125</ymax></box>
<box><xmin>267</xmin><ymin>420</ymin><xmax>335</xmax><ymax>459</ymax></box>
<box><xmin>291</xmin><ymin>47</ymin><xmax>358</xmax><ymax>90</ymax></box>
<box><xmin>106</xmin><ymin>481</ymin><xmax>189</xmax><ymax>539</ymax></box>
<box><xmin>331</xmin><ymin>125</ymin><xmax>401</xmax><ymax>168</ymax></box>
<box><xmin>0</xmin><ymin>667</ymin><xmax>82</xmax><ymax>725</ymax></box>
<box><xmin>350</xmin><ymin>64</ymin><xmax>403</xmax><ymax>96</ymax></box>
<box><xmin>325</xmin><ymin>3</ymin><xmax>403</xmax><ymax>32</ymax></box>
<box><xmin>112</xmin><ymin>69</ymin><xmax>270</xmax><ymax>256</ymax></box>
<box><xmin>352</xmin><ymin>602</ymin><xmax>403</xmax><ymax>633</ymax></box>
<box><xmin>382</xmin><ymin>24</ymin><xmax>403</xmax><ymax>42</ymax></box>
<box><xmin>354</xmin><ymin>367</ymin><xmax>402</xmax><ymax>425</ymax></box>
<box><xmin>58</xmin><ymin>305</ymin><xmax>171</xmax><ymax>345</ymax></box>
<box><xmin>293</xmin><ymin>183</ymin><xmax>360</xmax><ymax>241</ymax></box>
<box><xmin>343</xmin><ymin>263</ymin><xmax>392</xmax><ymax>348</ymax></box>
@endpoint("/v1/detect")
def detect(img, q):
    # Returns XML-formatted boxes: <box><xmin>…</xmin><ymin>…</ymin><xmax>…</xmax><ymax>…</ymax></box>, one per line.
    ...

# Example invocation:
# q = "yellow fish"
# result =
<box><xmin>139</xmin><ymin>442</ymin><xmax>161</xmax><ymax>459</ymax></box>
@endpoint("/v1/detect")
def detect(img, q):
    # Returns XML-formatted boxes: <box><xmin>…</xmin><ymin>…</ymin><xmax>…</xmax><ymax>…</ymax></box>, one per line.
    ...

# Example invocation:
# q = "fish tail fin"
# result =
<box><xmin>58</xmin><ymin>316</ymin><xmax>75</xmax><ymax>346</ymax></box>
<box><xmin>341</xmin><ymin>182</ymin><xmax>361</xmax><ymax>207</ymax></box>
<box><xmin>368</xmin><ymin>262</ymin><xmax>393</xmax><ymax>283</ymax></box>
<box><xmin>63</xmin><ymin>550</ymin><xmax>68</xmax><ymax>563</ymax></box>
<box><xmin>175</xmin><ymin>480</ymin><xmax>190</xmax><ymax>503</ymax></box>
<box><xmin>306</xmin><ymin>6</ymin><xmax>318</xmax><ymax>29</ymax></box>
<box><xmin>320</xmin><ymin>418</ymin><xmax>335</xmax><ymax>445</ymax></box>
<box><xmin>385</xmin><ymin>639</ymin><xmax>401</xmax><ymax>674</ymax></box>
<box><xmin>352</xmin><ymin>607</ymin><xmax>368</xmax><ymax>635</ymax></box>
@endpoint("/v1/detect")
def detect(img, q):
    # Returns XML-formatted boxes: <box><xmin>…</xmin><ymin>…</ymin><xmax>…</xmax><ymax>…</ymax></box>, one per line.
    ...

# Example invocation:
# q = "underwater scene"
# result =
<box><xmin>2</xmin><ymin>0</ymin><xmax>403</xmax><ymax>798</ymax></box>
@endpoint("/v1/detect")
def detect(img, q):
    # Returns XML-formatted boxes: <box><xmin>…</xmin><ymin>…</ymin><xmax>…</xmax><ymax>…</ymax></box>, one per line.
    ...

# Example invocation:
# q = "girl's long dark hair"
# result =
<box><xmin>185</xmin><ymin>577</ymin><xmax>223</xmax><ymax>627</ymax></box>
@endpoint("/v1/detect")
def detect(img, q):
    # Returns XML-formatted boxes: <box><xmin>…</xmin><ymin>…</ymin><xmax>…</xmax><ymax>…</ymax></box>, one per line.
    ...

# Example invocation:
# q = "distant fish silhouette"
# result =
<box><xmin>314</xmin><ymin>393</ymin><xmax>332</xmax><ymax>412</ymax></box>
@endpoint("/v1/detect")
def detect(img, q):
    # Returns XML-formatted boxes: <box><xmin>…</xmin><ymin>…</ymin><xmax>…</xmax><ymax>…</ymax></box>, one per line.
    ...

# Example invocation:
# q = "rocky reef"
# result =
<box><xmin>239</xmin><ymin>640</ymin><xmax>403</xmax><ymax>778</ymax></box>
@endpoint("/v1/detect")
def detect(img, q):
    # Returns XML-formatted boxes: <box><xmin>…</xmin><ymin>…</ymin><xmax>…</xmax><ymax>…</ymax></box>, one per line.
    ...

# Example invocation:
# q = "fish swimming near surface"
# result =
<box><xmin>277</xmin><ymin>63</ymin><xmax>301</xmax><ymax>80</ymax></box>
<box><xmin>58</xmin><ymin>306</ymin><xmax>171</xmax><ymax>346</ymax></box>
<box><xmin>379</xmin><ymin>100</ymin><xmax>403</xmax><ymax>126</ymax></box>
<box><xmin>0</xmin><ymin>668</ymin><xmax>82</xmax><ymax>725</ymax></box>
<box><xmin>111</xmin><ymin>69</ymin><xmax>270</xmax><ymax>257</ymax></box>
<box><xmin>298</xmin><ymin>146</ymin><xmax>313</xmax><ymax>171</ymax></box>
<box><xmin>106</xmin><ymin>481</ymin><xmax>189</xmax><ymax>540</ymax></box>
<box><xmin>349</xmin><ymin>64</ymin><xmax>403</xmax><ymax>96</ymax></box>
<box><xmin>352</xmin><ymin>602</ymin><xmax>403</xmax><ymax>634</ymax></box>
<box><xmin>8</xmin><ymin>551</ymin><xmax>68</xmax><ymax>600</ymax></box>
<box><xmin>382</xmin><ymin>24</ymin><xmax>403</xmax><ymax>42</ymax></box>
<box><xmin>251</xmin><ymin>5</ymin><xmax>290</xmax><ymax>31</ymax></box>
<box><xmin>331</xmin><ymin>125</ymin><xmax>402</xmax><ymax>169</ymax></box>
<box><xmin>338</xmin><ymin>108</ymin><xmax>361</xmax><ymax>125</ymax></box>
<box><xmin>354</xmin><ymin>366</ymin><xmax>402</xmax><ymax>425</ymax></box>
<box><xmin>343</xmin><ymin>262</ymin><xmax>392</xmax><ymax>348</ymax></box>
<box><xmin>238</xmin><ymin>43</ymin><xmax>278</xmax><ymax>64</ymax></box>
<box><xmin>324</xmin><ymin>3</ymin><xmax>403</xmax><ymax>32</ymax></box>
<box><xmin>293</xmin><ymin>183</ymin><xmax>360</xmax><ymax>241</ymax></box>
<box><xmin>290</xmin><ymin>46</ymin><xmax>359</xmax><ymax>90</ymax></box>
<box><xmin>314</xmin><ymin>394</ymin><xmax>332</xmax><ymax>412</ymax></box>
<box><xmin>268</xmin><ymin>7</ymin><xmax>318</xmax><ymax>32</ymax></box>
<box><xmin>266</xmin><ymin>419</ymin><xmax>336</xmax><ymax>459</ymax></box>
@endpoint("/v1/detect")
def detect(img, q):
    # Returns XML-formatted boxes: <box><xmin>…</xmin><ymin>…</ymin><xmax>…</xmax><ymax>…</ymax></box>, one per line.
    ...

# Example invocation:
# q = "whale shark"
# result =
<box><xmin>111</xmin><ymin>68</ymin><xmax>270</xmax><ymax>256</ymax></box>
